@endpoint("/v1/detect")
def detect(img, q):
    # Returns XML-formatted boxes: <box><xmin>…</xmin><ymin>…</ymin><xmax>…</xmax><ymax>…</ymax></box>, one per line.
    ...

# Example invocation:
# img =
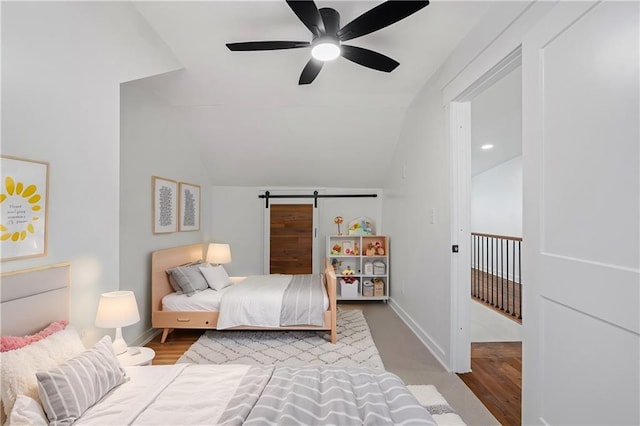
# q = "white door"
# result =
<box><xmin>522</xmin><ymin>2</ymin><xmax>639</xmax><ymax>425</ymax></box>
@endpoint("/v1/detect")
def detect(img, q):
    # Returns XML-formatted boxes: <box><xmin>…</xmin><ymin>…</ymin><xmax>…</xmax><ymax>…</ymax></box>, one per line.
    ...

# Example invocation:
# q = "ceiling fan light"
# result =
<box><xmin>311</xmin><ymin>42</ymin><xmax>340</xmax><ymax>61</ymax></box>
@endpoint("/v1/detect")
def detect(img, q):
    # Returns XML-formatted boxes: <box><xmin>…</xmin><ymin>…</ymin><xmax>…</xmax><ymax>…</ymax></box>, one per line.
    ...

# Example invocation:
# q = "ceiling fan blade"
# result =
<box><xmin>340</xmin><ymin>45</ymin><xmax>399</xmax><ymax>72</ymax></box>
<box><xmin>286</xmin><ymin>0</ymin><xmax>325</xmax><ymax>36</ymax></box>
<box><xmin>299</xmin><ymin>58</ymin><xmax>323</xmax><ymax>85</ymax></box>
<box><xmin>226</xmin><ymin>41</ymin><xmax>310</xmax><ymax>51</ymax></box>
<box><xmin>337</xmin><ymin>0</ymin><xmax>429</xmax><ymax>42</ymax></box>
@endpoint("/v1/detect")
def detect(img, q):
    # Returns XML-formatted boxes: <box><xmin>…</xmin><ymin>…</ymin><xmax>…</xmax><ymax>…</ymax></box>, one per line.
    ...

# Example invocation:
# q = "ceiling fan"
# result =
<box><xmin>226</xmin><ymin>0</ymin><xmax>430</xmax><ymax>85</ymax></box>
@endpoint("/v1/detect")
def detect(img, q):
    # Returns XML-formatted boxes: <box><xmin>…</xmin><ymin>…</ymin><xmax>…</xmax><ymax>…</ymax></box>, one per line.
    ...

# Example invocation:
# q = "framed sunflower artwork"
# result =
<box><xmin>1</xmin><ymin>155</ymin><xmax>49</xmax><ymax>261</ymax></box>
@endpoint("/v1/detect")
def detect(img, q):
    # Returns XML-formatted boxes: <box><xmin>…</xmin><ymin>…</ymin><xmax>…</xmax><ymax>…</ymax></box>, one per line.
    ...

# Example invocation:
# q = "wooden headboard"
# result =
<box><xmin>0</xmin><ymin>263</ymin><xmax>70</xmax><ymax>336</ymax></box>
<box><xmin>151</xmin><ymin>244</ymin><xmax>204</xmax><ymax>311</ymax></box>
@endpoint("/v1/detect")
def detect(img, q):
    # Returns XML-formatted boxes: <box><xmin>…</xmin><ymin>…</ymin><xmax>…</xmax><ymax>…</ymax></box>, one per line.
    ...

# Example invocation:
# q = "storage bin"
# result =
<box><xmin>373</xmin><ymin>261</ymin><xmax>386</xmax><ymax>275</ymax></box>
<box><xmin>364</xmin><ymin>261</ymin><xmax>373</xmax><ymax>275</ymax></box>
<box><xmin>373</xmin><ymin>279</ymin><xmax>384</xmax><ymax>297</ymax></box>
<box><xmin>362</xmin><ymin>280</ymin><xmax>374</xmax><ymax>297</ymax></box>
<box><xmin>340</xmin><ymin>279</ymin><xmax>359</xmax><ymax>298</ymax></box>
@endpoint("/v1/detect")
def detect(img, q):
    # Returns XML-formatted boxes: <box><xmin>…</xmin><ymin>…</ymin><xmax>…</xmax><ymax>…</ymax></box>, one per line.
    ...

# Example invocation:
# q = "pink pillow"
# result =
<box><xmin>0</xmin><ymin>321</ymin><xmax>68</xmax><ymax>352</ymax></box>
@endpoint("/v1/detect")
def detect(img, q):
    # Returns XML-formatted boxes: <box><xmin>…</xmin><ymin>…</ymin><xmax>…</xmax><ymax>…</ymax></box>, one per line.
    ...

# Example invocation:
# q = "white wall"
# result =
<box><xmin>1</xmin><ymin>2</ymin><xmax>180</xmax><ymax>345</ymax></box>
<box><xmin>211</xmin><ymin>186</ymin><xmax>383</xmax><ymax>276</ymax></box>
<box><xmin>471</xmin><ymin>156</ymin><xmax>522</xmax><ymax>237</ymax></box>
<box><xmin>383</xmin><ymin>1</ymin><xmax>554</xmax><ymax>370</ymax></box>
<box><xmin>119</xmin><ymin>82</ymin><xmax>212</xmax><ymax>345</ymax></box>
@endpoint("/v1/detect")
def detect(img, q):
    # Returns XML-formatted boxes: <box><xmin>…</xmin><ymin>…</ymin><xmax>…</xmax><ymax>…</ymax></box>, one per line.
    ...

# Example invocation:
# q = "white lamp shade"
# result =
<box><xmin>95</xmin><ymin>291</ymin><xmax>140</xmax><ymax>328</ymax></box>
<box><xmin>207</xmin><ymin>243</ymin><xmax>232</xmax><ymax>264</ymax></box>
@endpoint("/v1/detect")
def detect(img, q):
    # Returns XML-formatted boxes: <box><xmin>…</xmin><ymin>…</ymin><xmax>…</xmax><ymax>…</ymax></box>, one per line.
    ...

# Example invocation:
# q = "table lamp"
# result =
<box><xmin>207</xmin><ymin>243</ymin><xmax>232</xmax><ymax>266</ymax></box>
<box><xmin>95</xmin><ymin>291</ymin><xmax>140</xmax><ymax>354</ymax></box>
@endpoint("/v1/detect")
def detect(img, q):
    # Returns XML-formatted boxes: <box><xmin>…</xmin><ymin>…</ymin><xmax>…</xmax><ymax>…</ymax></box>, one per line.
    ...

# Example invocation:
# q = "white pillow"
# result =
<box><xmin>37</xmin><ymin>336</ymin><xmax>126</xmax><ymax>426</ymax></box>
<box><xmin>7</xmin><ymin>395</ymin><xmax>47</xmax><ymax>426</ymax></box>
<box><xmin>0</xmin><ymin>326</ymin><xmax>85</xmax><ymax>418</ymax></box>
<box><xmin>199</xmin><ymin>265</ymin><xmax>232</xmax><ymax>291</ymax></box>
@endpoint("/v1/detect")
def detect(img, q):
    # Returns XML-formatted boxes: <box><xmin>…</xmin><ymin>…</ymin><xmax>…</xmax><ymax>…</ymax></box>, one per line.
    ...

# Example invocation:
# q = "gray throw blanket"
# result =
<box><xmin>279</xmin><ymin>273</ymin><xmax>326</xmax><ymax>327</ymax></box>
<box><xmin>219</xmin><ymin>366</ymin><xmax>437</xmax><ymax>425</ymax></box>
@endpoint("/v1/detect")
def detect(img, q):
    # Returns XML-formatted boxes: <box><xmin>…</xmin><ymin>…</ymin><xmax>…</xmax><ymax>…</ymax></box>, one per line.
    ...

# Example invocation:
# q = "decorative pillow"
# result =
<box><xmin>168</xmin><ymin>262</ymin><xmax>209</xmax><ymax>296</ymax></box>
<box><xmin>0</xmin><ymin>321</ymin><xmax>68</xmax><ymax>352</ymax></box>
<box><xmin>166</xmin><ymin>260</ymin><xmax>203</xmax><ymax>292</ymax></box>
<box><xmin>7</xmin><ymin>395</ymin><xmax>47</xmax><ymax>426</ymax></box>
<box><xmin>0</xmin><ymin>325</ymin><xmax>85</xmax><ymax>418</ymax></box>
<box><xmin>199</xmin><ymin>265</ymin><xmax>232</xmax><ymax>291</ymax></box>
<box><xmin>37</xmin><ymin>336</ymin><xmax>126</xmax><ymax>426</ymax></box>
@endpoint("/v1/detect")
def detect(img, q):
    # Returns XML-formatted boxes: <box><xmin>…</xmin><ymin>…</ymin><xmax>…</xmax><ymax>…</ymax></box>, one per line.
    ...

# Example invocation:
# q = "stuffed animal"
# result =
<box><xmin>365</xmin><ymin>243</ymin><xmax>375</xmax><ymax>256</ymax></box>
<box><xmin>375</xmin><ymin>241</ymin><xmax>385</xmax><ymax>255</ymax></box>
<box><xmin>341</xmin><ymin>266</ymin><xmax>354</xmax><ymax>275</ymax></box>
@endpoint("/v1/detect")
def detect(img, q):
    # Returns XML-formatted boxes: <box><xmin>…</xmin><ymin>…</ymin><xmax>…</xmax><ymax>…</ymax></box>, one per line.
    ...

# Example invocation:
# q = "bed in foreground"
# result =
<box><xmin>1</xmin><ymin>263</ymin><xmax>437</xmax><ymax>425</ymax></box>
<box><xmin>151</xmin><ymin>244</ymin><xmax>338</xmax><ymax>343</ymax></box>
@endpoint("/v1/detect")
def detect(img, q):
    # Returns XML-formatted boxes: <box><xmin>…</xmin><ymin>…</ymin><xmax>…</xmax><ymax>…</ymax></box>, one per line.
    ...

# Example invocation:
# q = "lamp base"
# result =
<box><xmin>112</xmin><ymin>327</ymin><xmax>128</xmax><ymax>355</ymax></box>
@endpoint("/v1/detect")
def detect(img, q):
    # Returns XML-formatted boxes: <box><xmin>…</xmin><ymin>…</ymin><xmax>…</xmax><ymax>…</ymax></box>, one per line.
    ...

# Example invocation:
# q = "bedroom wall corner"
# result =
<box><xmin>1</xmin><ymin>1</ymin><xmax>180</xmax><ymax>346</ymax></box>
<box><xmin>120</xmin><ymin>82</ymin><xmax>212</xmax><ymax>346</ymax></box>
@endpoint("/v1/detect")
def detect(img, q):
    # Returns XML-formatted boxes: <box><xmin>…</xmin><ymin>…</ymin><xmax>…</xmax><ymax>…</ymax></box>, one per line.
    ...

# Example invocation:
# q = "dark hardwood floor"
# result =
<box><xmin>458</xmin><ymin>342</ymin><xmax>522</xmax><ymax>426</ymax></box>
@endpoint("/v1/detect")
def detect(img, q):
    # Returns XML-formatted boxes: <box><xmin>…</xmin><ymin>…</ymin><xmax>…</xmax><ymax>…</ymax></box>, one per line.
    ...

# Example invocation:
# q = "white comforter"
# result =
<box><xmin>216</xmin><ymin>274</ymin><xmax>292</xmax><ymax>329</ymax></box>
<box><xmin>77</xmin><ymin>364</ymin><xmax>249</xmax><ymax>425</ymax></box>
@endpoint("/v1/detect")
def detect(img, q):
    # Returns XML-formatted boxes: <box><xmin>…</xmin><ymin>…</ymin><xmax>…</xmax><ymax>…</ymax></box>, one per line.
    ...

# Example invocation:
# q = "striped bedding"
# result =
<box><xmin>74</xmin><ymin>364</ymin><xmax>436</xmax><ymax>425</ymax></box>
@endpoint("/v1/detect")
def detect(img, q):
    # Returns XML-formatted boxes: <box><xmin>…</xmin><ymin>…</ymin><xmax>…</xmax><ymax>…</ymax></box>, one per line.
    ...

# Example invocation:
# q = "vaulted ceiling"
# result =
<box><xmin>133</xmin><ymin>1</ymin><xmax>492</xmax><ymax>188</ymax></box>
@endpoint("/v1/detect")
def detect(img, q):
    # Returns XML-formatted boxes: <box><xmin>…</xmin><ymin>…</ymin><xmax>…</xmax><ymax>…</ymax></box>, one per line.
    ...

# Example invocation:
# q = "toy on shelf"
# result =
<box><xmin>348</xmin><ymin>216</ymin><xmax>374</xmax><ymax>235</ymax></box>
<box><xmin>331</xmin><ymin>258</ymin><xmax>343</xmax><ymax>271</ymax></box>
<box><xmin>330</xmin><ymin>243</ymin><xmax>342</xmax><ymax>255</ymax></box>
<box><xmin>365</xmin><ymin>242</ymin><xmax>385</xmax><ymax>256</ymax></box>
<box><xmin>341</xmin><ymin>266</ymin><xmax>354</xmax><ymax>275</ymax></box>
<box><xmin>334</xmin><ymin>216</ymin><xmax>344</xmax><ymax>235</ymax></box>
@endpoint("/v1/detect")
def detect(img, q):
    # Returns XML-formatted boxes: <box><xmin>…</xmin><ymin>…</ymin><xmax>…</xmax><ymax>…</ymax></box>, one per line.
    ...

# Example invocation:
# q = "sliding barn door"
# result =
<box><xmin>522</xmin><ymin>2</ymin><xmax>639</xmax><ymax>425</ymax></box>
<box><xmin>269</xmin><ymin>204</ymin><xmax>313</xmax><ymax>274</ymax></box>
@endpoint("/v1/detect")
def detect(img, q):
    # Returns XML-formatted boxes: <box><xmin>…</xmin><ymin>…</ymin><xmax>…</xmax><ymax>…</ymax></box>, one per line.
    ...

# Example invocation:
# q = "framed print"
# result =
<box><xmin>152</xmin><ymin>176</ymin><xmax>177</xmax><ymax>234</ymax></box>
<box><xmin>342</xmin><ymin>240</ymin><xmax>354</xmax><ymax>255</ymax></box>
<box><xmin>1</xmin><ymin>155</ymin><xmax>49</xmax><ymax>261</ymax></box>
<box><xmin>179</xmin><ymin>182</ymin><xmax>200</xmax><ymax>232</ymax></box>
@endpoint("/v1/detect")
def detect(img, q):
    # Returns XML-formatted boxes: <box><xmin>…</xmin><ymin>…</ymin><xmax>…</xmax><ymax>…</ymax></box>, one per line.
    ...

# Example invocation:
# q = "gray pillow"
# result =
<box><xmin>168</xmin><ymin>262</ymin><xmax>209</xmax><ymax>296</ymax></box>
<box><xmin>166</xmin><ymin>260</ymin><xmax>203</xmax><ymax>293</ymax></box>
<box><xmin>36</xmin><ymin>336</ymin><xmax>126</xmax><ymax>426</ymax></box>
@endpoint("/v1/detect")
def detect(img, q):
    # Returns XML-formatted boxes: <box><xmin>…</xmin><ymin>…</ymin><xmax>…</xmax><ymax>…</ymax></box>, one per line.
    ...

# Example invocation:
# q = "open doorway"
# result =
<box><xmin>449</xmin><ymin>48</ymin><xmax>523</xmax><ymax>425</ymax></box>
<box><xmin>469</xmin><ymin>65</ymin><xmax>522</xmax><ymax>342</ymax></box>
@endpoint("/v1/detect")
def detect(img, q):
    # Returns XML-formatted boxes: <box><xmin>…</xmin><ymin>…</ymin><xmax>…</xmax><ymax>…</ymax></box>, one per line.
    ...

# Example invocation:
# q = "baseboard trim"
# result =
<box><xmin>131</xmin><ymin>328</ymin><xmax>161</xmax><ymax>347</ymax></box>
<box><xmin>388</xmin><ymin>298</ymin><xmax>451</xmax><ymax>372</ymax></box>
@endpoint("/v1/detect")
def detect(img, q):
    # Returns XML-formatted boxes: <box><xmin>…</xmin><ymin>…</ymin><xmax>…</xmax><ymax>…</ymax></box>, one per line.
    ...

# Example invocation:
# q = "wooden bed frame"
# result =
<box><xmin>151</xmin><ymin>244</ymin><xmax>338</xmax><ymax>344</ymax></box>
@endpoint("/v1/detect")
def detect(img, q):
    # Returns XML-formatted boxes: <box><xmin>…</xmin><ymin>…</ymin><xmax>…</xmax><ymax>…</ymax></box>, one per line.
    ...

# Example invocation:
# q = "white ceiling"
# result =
<box><xmin>133</xmin><ymin>1</ymin><xmax>492</xmax><ymax>188</ymax></box>
<box><xmin>471</xmin><ymin>65</ymin><xmax>522</xmax><ymax>176</ymax></box>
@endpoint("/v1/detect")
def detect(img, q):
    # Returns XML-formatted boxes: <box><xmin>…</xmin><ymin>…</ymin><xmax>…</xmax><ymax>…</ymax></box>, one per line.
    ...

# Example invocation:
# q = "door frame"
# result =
<box><xmin>262</xmin><ymin>193</ymin><xmax>319</xmax><ymax>274</ymax></box>
<box><xmin>448</xmin><ymin>48</ymin><xmax>522</xmax><ymax>373</ymax></box>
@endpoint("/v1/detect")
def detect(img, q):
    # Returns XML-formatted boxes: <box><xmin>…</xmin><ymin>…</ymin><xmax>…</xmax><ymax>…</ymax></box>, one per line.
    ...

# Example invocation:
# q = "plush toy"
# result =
<box><xmin>365</xmin><ymin>243</ymin><xmax>375</xmax><ymax>256</ymax></box>
<box><xmin>375</xmin><ymin>241</ymin><xmax>385</xmax><ymax>256</ymax></box>
<box><xmin>341</xmin><ymin>266</ymin><xmax>354</xmax><ymax>275</ymax></box>
<box><xmin>331</xmin><ymin>258</ymin><xmax>343</xmax><ymax>271</ymax></box>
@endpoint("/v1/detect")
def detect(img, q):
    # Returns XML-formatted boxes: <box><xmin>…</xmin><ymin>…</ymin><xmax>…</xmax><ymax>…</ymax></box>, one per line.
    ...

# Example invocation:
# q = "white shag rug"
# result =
<box><xmin>407</xmin><ymin>385</ymin><xmax>467</xmax><ymax>426</ymax></box>
<box><xmin>177</xmin><ymin>309</ymin><xmax>384</xmax><ymax>369</ymax></box>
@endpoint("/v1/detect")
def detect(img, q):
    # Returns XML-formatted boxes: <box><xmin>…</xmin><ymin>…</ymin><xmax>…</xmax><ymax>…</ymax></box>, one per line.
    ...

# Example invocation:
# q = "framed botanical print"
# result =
<box><xmin>152</xmin><ymin>176</ymin><xmax>177</xmax><ymax>234</ymax></box>
<box><xmin>179</xmin><ymin>182</ymin><xmax>200</xmax><ymax>232</ymax></box>
<box><xmin>1</xmin><ymin>155</ymin><xmax>49</xmax><ymax>261</ymax></box>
